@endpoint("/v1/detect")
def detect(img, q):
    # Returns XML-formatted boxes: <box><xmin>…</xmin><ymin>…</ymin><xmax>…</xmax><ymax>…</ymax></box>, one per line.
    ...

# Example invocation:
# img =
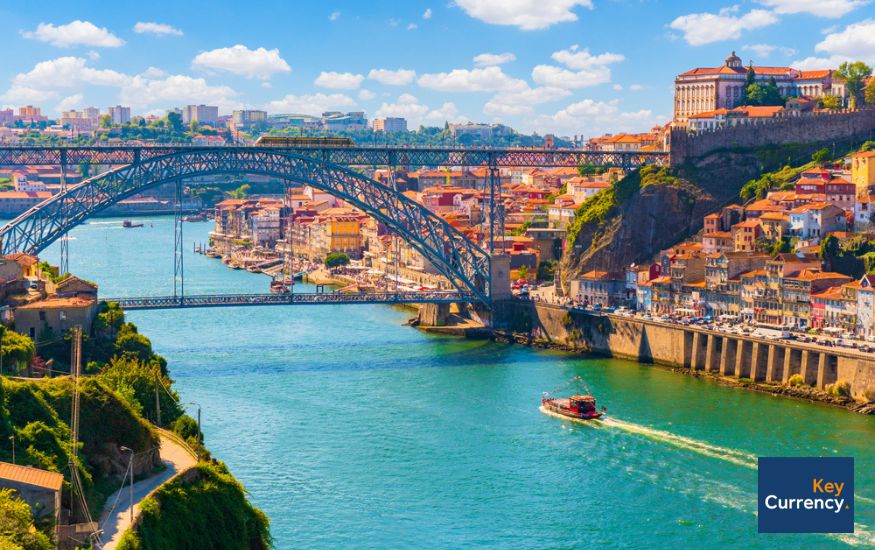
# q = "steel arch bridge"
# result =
<box><xmin>0</xmin><ymin>149</ymin><xmax>492</xmax><ymax>304</ymax></box>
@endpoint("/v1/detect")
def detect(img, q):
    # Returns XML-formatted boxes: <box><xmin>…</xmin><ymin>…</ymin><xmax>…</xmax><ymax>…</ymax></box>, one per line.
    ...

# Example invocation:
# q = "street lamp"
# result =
<box><xmin>120</xmin><ymin>446</ymin><xmax>134</xmax><ymax>525</ymax></box>
<box><xmin>9</xmin><ymin>434</ymin><xmax>14</xmax><ymax>464</ymax></box>
<box><xmin>188</xmin><ymin>402</ymin><xmax>202</xmax><ymax>463</ymax></box>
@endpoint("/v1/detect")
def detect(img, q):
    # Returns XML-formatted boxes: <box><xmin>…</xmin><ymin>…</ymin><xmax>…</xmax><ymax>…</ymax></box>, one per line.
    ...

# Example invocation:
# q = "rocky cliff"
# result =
<box><xmin>558</xmin><ymin>145</ymin><xmax>816</xmax><ymax>287</ymax></box>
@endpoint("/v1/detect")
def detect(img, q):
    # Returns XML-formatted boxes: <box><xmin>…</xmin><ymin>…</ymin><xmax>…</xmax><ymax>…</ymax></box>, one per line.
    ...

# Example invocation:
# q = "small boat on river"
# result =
<box><xmin>270</xmin><ymin>280</ymin><xmax>291</xmax><ymax>294</ymax></box>
<box><xmin>541</xmin><ymin>376</ymin><xmax>605</xmax><ymax>421</ymax></box>
<box><xmin>122</xmin><ymin>220</ymin><xmax>144</xmax><ymax>228</ymax></box>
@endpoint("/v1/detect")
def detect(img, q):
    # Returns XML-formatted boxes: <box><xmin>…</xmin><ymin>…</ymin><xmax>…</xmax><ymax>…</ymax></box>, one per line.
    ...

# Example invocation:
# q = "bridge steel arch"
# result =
<box><xmin>0</xmin><ymin>149</ymin><xmax>491</xmax><ymax>303</ymax></box>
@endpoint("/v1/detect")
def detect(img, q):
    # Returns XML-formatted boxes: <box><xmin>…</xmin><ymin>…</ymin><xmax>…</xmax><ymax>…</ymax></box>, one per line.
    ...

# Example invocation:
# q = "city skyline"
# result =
<box><xmin>0</xmin><ymin>1</ymin><xmax>874</xmax><ymax>137</ymax></box>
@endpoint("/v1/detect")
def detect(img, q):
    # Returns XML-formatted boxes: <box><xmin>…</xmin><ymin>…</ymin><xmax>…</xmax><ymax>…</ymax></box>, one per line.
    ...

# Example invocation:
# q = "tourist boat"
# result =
<box><xmin>182</xmin><ymin>214</ymin><xmax>206</xmax><ymax>222</ymax></box>
<box><xmin>270</xmin><ymin>280</ymin><xmax>290</xmax><ymax>294</ymax></box>
<box><xmin>247</xmin><ymin>266</ymin><xmax>261</xmax><ymax>273</ymax></box>
<box><xmin>122</xmin><ymin>220</ymin><xmax>144</xmax><ymax>228</ymax></box>
<box><xmin>540</xmin><ymin>376</ymin><xmax>605</xmax><ymax>421</ymax></box>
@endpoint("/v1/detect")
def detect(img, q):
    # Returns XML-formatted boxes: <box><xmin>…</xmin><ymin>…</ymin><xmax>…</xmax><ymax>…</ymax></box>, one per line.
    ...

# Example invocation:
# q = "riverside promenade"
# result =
<box><xmin>494</xmin><ymin>300</ymin><xmax>875</xmax><ymax>404</ymax></box>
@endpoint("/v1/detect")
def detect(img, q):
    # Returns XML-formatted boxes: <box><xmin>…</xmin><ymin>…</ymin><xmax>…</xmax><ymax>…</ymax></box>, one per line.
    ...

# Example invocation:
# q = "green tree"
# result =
<box><xmin>97</xmin><ymin>356</ymin><xmax>183</xmax><ymax>425</ymax></box>
<box><xmin>762</xmin><ymin>77</ymin><xmax>783</xmax><ymax>106</ymax></box>
<box><xmin>230</xmin><ymin>183</ymin><xmax>250</xmax><ymax>199</ymax></box>
<box><xmin>99</xmin><ymin>114</ymin><xmax>112</xmax><ymax>129</ymax></box>
<box><xmin>745</xmin><ymin>83</ymin><xmax>766</xmax><ymax>106</ymax></box>
<box><xmin>324</xmin><ymin>253</ymin><xmax>350</xmax><ymax>269</ymax></box>
<box><xmin>820</xmin><ymin>94</ymin><xmax>842</xmax><ymax>110</ymax></box>
<box><xmin>2</xmin><ymin>330</ymin><xmax>35</xmax><ymax>375</ymax></box>
<box><xmin>166</xmin><ymin>112</ymin><xmax>183</xmax><ymax>133</ymax></box>
<box><xmin>865</xmin><ymin>79</ymin><xmax>875</xmax><ymax>106</ymax></box>
<box><xmin>811</xmin><ymin>148</ymin><xmax>832</xmax><ymax>164</ymax></box>
<box><xmin>0</xmin><ymin>489</ymin><xmax>52</xmax><ymax>550</ymax></box>
<box><xmin>820</xmin><ymin>234</ymin><xmax>841</xmax><ymax>268</ymax></box>
<box><xmin>189</xmin><ymin>120</ymin><xmax>200</xmax><ymax>134</ymax></box>
<box><xmin>835</xmin><ymin>61</ymin><xmax>873</xmax><ymax>108</ymax></box>
<box><xmin>79</xmin><ymin>161</ymin><xmax>92</xmax><ymax>179</ymax></box>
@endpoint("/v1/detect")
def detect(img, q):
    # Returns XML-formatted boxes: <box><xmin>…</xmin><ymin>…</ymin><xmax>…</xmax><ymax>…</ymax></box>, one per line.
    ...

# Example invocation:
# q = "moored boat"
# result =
<box><xmin>270</xmin><ymin>280</ymin><xmax>290</xmax><ymax>294</ymax></box>
<box><xmin>541</xmin><ymin>376</ymin><xmax>605</xmax><ymax>421</ymax></box>
<box><xmin>122</xmin><ymin>220</ymin><xmax>144</xmax><ymax>228</ymax></box>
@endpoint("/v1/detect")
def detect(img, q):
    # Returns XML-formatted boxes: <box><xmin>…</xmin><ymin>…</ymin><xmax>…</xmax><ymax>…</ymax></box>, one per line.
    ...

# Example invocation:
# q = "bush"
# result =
<box><xmin>0</xmin><ymin>488</ymin><xmax>52</xmax><ymax>550</ymax></box>
<box><xmin>119</xmin><ymin>462</ymin><xmax>271</xmax><ymax>550</ymax></box>
<box><xmin>787</xmin><ymin>374</ymin><xmax>805</xmax><ymax>387</ymax></box>
<box><xmin>827</xmin><ymin>381</ymin><xmax>851</xmax><ymax>398</ymax></box>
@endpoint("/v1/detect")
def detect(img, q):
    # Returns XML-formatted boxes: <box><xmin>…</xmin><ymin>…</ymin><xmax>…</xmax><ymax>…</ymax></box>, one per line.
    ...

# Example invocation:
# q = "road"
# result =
<box><xmin>98</xmin><ymin>432</ymin><xmax>197</xmax><ymax>549</ymax></box>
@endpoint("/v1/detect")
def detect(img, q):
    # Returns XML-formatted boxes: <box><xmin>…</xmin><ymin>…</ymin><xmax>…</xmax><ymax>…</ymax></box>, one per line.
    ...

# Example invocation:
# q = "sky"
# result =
<box><xmin>1</xmin><ymin>0</ymin><xmax>874</xmax><ymax>138</ymax></box>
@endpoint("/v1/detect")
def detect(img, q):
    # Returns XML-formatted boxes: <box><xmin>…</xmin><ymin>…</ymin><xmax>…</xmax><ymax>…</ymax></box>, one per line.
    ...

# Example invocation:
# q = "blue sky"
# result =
<box><xmin>1</xmin><ymin>0</ymin><xmax>874</xmax><ymax>137</ymax></box>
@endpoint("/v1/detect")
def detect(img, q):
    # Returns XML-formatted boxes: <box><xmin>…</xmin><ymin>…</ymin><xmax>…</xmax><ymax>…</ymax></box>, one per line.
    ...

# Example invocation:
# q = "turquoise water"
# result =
<box><xmin>43</xmin><ymin>216</ymin><xmax>875</xmax><ymax>548</ymax></box>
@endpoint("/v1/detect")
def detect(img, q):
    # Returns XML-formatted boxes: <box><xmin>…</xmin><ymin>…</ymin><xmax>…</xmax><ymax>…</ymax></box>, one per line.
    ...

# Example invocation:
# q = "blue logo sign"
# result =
<box><xmin>758</xmin><ymin>457</ymin><xmax>854</xmax><ymax>533</ymax></box>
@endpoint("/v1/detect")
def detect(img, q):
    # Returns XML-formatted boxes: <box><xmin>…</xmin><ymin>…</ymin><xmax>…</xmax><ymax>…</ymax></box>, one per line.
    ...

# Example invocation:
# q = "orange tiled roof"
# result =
<box><xmin>0</xmin><ymin>461</ymin><xmax>63</xmax><ymax>491</ymax></box>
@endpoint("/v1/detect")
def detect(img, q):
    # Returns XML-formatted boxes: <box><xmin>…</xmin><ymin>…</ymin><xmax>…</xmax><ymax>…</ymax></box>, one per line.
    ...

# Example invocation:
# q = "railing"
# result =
<box><xmin>108</xmin><ymin>291</ymin><xmax>477</xmax><ymax>310</ymax></box>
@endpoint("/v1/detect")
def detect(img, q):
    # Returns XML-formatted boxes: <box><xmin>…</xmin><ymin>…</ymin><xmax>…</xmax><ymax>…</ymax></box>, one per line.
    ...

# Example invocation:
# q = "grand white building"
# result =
<box><xmin>674</xmin><ymin>52</ymin><xmax>835</xmax><ymax>121</ymax></box>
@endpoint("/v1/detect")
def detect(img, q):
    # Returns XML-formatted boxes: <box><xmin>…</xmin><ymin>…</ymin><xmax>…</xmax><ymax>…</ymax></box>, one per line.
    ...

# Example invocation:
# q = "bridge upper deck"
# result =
<box><xmin>0</xmin><ymin>144</ymin><xmax>668</xmax><ymax>168</ymax></box>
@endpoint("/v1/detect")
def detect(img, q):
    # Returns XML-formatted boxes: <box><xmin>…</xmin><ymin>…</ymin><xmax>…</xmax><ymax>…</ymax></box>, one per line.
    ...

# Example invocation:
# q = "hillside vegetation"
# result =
<box><xmin>560</xmin><ymin>138</ymin><xmax>872</xmax><ymax>286</ymax></box>
<box><xmin>117</xmin><ymin>462</ymin><xmax>271</xmax><ymax>550</ymax></box>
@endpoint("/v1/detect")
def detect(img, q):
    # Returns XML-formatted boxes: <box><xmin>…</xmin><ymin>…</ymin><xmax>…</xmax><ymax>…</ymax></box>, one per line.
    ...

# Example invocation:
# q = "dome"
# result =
<box><xmin>724</xmin><ymin>51</ymin><xmax>742</xmax><ymax>68</ymax></box>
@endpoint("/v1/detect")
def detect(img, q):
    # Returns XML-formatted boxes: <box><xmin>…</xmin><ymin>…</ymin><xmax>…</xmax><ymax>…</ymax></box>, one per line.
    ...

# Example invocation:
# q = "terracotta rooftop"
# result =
<box><xmin>0</xmin><ymin>461</ymin><xmax>63</xmax><ymax>492</ymax></box>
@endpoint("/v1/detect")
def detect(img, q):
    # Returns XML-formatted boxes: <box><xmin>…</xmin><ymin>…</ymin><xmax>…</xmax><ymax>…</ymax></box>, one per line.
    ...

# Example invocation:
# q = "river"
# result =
<box><xmin>42</xmin><ymin>215</ymin><xmax>875</xmax><ymax>548</ymax></box>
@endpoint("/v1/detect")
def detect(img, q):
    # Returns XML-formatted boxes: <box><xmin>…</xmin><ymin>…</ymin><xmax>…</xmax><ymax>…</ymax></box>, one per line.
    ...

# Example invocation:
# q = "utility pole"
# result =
<box><xmin>9</xmin><ymin>435</ymin><xmax>14</xmax><ymax>464</ymax></box>
<box><xmin>189</xmin><ymin>402</ymin><xmax>202</xmax><ymax>462</ymax></box>
<box><xmin>154</xmin><ymin>373</ymin><xmax>162</xmax><ymax>427</ymax></box>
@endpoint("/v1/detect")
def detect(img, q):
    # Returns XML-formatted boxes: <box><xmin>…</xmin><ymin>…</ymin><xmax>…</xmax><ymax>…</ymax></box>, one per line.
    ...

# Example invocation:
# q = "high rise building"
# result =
<box><xmin>83</xmin><ymin>107</ymin><xmax>100</xmax><ymax>122</ymax></box>
<box><xmin>183</xmin><ymin>105</ymin><xmax>219</xmax><ymax>126</ymax></box>
<box><xmin>373</xmin><ymin>117</ymin><xmax>407</xmax><ymax>133</ymax></box>
<box><xmin>108</xmin><ymin>105</ymin><xmax>131</xmax><ymax>125</ymax></box>
<box><xmin>231</xmin><ymin>110</ymin><xmax>267</xmax><ymax>129</ymax></box>
<box><xmin>17</xmin><ymin>105</ymin><xmax>47</xmax><ymax>123</ymax></box>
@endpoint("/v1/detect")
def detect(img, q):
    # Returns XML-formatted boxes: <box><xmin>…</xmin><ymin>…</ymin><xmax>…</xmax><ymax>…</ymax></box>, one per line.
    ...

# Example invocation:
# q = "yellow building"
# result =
<box><xmin>851</xmin><ymin>150</ymin><xmax>875</xmax><ymax>197</ymax></box>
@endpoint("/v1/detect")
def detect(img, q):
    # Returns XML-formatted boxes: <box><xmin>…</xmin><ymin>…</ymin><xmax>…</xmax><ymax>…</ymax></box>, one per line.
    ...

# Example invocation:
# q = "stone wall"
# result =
<box><xmin>498</xmin><ymin>301</ymin><xmax>875</xmax><ymax>400</ymax></box>
<box><xmin>670</xmin><ymin>109</ymin><xmax>875</xmax><ymax>166</ymax></box>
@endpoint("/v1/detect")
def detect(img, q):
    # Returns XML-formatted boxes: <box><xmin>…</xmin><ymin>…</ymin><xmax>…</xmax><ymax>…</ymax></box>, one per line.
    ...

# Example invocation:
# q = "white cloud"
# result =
<box><xmin>473</xmin><ymin>52</ymin><xmax>516</xmax><ymax>67</ymax></box>
<box><xmin>455</xmin><ymin>0</ymin><xmax>593</xmax><ymax>30</ymax></box>
<box><xmin>261</xmin><ymin>82</ymin><xmax>272</xmax><ymax>89</ymax></box>
<box><xmin>531</xmin><ymin>64</ymin><xmax>611</xmax><ymax>88</ymax></box>
<box><xmin>791</xmin><ymin>54</ymin><xmax>850</xmax><ymax>70</ymax></box>
<box><xmin>669</xmin><ymin>7</ymin><xmax>779</xmax><ymax>46</ymax></box>
<box><xmin>141</xmin><ymin>66</ymin><xmax>167</xmax><ymax>79</ymax></box>
<box><xmin>358</xmin><ymin>89</ymin><xmax>376</xmax><ymax>100</ymax></box>
<box><xmin>417</xmin><ymin>66</ymin><xmax>527</xmax><ymax>92</ymax></box>
<box><xmin>265</xmin><ymin>93</ymin><xmax>355</xmax><ymax>114</ymax></box>
<box><xmin>368</xmin><ymin>68</ymin><xmax>416</xmax><ymax>85</ymax></box>
<box><xmin>0</xmin><ymin>86</ymin><xmax>57</xmax><ymax>105</ymax></box>
<box><xmin>629</xmin><ymin>84</ymin><xmax>646</xmax><ymax>91</ymax></box>
<box><xmin>532</xmin><ymin>98</ymin><xmax>663</xmax><ymax>136</ymax></box>
<box><xmin>329</xmin><ymin>11</ymin><xmax>341</xmax><ymax>21</ymax></box>
<box><xmin>814</xmin><ymin>19</ymin><xmax>875</xmax><ymax>63</ymax></box>
<box><xmin>530</xmin><ymin>46</ymin><xmax>623</xmax><ymax>89</ymax></box>
<box><xmin>757</xmin><ymin>0</ymin><xmax>868</xmax><ymax>18</ymax></box>
<box><xmin>87</xmin><ymin>50</ymin><xmax>100</xmax><ymax>61</ymax></box>
<box><xmin>11</xmin><ymin>57</ymin><xmax>128</xmax><ymax>90</ymax></box>
<box><xmin>423</xmin><ymin>8</ymin><xmax>433</xmax><ymax>19</ymax></box>
<box><xmin>613</xmin><ymin>84</ymin><xmax>623</xmax><ymax>91</ymax></box>
<box><xmin>22</xmin><ymin>20</ymin><xmax>124</xmax><ymax>48</ymax></box>
<box><xmin>120</xmin><ymin>74</ymin><xmax>239</xmax><ymax>110</ymax></box>
<box><xmin>375</xmin><ymin>94</ymin><xmax>467</xmax><ymax>126</ymax></box>
<box><xmin>483</xmin><ymin>86</ymin><xmax>570</xmax><ymax>116</ymax></box>
<box><xmin>550</xmin><ymin>46</ymin><xmax>624</xmax><ymax>69</ymax></box>
<box><xmin>742</xmin><ymin>43</ymin><xmax>797</xmax><ymax>58</ymax></box>
<box><xmin>133</xmin><ymin>21</ymin><xmax>183</xmax><ymax>36</ymax></box>
<box><xmin>407</xmin><ymin>23</ymin><xmax>418</xmax><ymax>30</ymax></box>
<box><xmin>56</xmin><ymin>94</ymin><xmax>83</xmax><ymax>112</ymax></box>
<box><xmin>315</xmin><ymin>71</ymin><xmax>365</xmax><ymax>89</ymax></box>
<box><xmin>192</xmin><ymin>45</ymin><xmax>291</xmax><ymax>79</ymax></box>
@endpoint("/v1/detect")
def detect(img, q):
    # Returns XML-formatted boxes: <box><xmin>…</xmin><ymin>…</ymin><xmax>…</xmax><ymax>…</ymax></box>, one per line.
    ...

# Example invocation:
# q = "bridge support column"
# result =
<box><xmin>720</xmin><ymin>338</ymin><xmax>737</xmax><ymax>376</ymax></box>
<box><xmin>735</xmin><ymin>340</ymin><xmax>751</xmax><ymax>378</ymax></box>
<box><xmin>690</xmin><ymin>332</ymin><xmax>702</xmax><ymax>371</ymax></box>
<box><xmin>704</xmin><ymin>334</ymin><xmax>719</xmax><ymax>373</ymax></box>
<box><xmin>750</xmin><ymin>342</ymin><xmax>768</xmax><ymax>382</ymax></box>
<box><xmin>765</xmin><ymin>345</ymin><xmax>783</xmax><ymax>383</ymax></box>
<box><xmin>800</xmin><ymin>351</ymin><xmax>817</xmax><ymax>386</ymax></box>
<box><xmin>418</xmin><ymin>303</ymin><xmax>450</xmax><ymax>327</ymax></box>
<box><xmin>489</xmin><ymin>255</ymin><xmax>512</xmax><ymax>302</ymax></box>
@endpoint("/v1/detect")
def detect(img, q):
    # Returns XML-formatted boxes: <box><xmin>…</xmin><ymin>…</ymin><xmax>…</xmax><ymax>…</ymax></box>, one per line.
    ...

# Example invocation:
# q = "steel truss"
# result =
<box><xmin>110</xmin><ymin>291</ymin><xmax>476</xmax><ymax>310</ymax></box>
<box><xmin>0</xmin><ymin>145</ymin><xmax>668</xmax><ymax>169</ymax></box>
<box><xmin>0</xmin><ymin>149</ymin><xmax>492</xmax><ymax>303</ymax></box>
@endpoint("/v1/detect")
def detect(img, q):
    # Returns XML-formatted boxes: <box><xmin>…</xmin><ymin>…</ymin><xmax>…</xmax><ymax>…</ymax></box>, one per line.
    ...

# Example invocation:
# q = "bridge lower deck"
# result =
<box><xmin>108</xmin><ymin>291</ymin><xmax>478</xmax><ymax>310</ymax></box>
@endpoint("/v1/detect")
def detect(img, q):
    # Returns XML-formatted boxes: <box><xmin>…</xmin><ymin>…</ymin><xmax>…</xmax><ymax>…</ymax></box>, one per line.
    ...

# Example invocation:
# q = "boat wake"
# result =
<box><xmin>602</xmin><ymin>417</ymin><xmax>757</xmax><ymax>469</ymax></box>
<box><xmin>540</xmin><ymin>407</ymin><xmax>756</xmax><ymax>469</ymax></box>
